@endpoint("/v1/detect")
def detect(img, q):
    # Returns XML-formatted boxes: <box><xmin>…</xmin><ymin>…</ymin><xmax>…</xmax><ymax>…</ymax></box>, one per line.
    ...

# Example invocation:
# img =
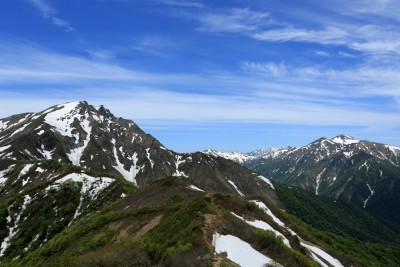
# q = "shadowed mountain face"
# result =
<box><xmin>209</xmin><ymin>135</ymin><xmax>400</xmax><ymax>222</ymax></box>
<box><xmin>0</xmin><ymin>101</ymin><xmax>276</xmax><ymax>199</ymax></box>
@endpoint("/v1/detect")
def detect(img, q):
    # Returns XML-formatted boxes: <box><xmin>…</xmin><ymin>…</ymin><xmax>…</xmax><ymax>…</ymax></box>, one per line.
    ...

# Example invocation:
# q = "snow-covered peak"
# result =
<box><xmin>202</xmin><ymin>147</ymin><xmax>295</xmax><ymax>163</ymax></box>
<box><xmin>202</xmin><ymin>149</ymin><xmax>254</xmax><ymax>163</ymax></box>
<box><xmin>248</xmin><ymin>147</ymin><xmax>293</xmax><ymax>159</ymax></box>
<box><xmin>44</xmin><ymin>101</ymin><xmax>90</xmax><ymax>139</ymax></box>
<box><xmin>329</xmin><ymin>135</ymin><xmax>360</xmax><ymax>145</ymax></box>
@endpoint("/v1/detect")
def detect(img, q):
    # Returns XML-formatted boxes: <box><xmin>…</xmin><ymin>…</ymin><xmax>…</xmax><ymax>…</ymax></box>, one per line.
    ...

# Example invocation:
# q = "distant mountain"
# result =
<box><xmin>202</xmin><ymin>149</ymin><xmax>254</xmax><ymax>164</ymax></box>
<box><xmin>207</xmin><ymin>135</ymin><xmax>400</xmax><ymax>222</ymax></box>
<box><xmin>202</xmin><ymin>147</ymin><xmax>292</xmax><ymax>164</ymax></box>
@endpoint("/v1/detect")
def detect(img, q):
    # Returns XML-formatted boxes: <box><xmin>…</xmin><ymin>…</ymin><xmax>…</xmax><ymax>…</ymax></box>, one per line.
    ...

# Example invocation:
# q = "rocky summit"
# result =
<box><xmin>0</xmin><ymin>101</ymin><xmax>276</xmax><ymax>199</ymax></box>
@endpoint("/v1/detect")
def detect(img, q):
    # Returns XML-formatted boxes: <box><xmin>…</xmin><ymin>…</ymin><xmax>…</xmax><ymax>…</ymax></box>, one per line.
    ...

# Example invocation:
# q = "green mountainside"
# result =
<box><xmin>1</xmin><ymin>177</ymin><xmax>399</xmax><ymax>266</ymax></box>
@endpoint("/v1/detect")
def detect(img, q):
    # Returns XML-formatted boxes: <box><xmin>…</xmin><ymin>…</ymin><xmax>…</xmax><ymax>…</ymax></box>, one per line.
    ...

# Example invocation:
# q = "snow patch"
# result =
<box><xmin>202</xmin><ymin>149</ymin><xmax>254</xmax><ymax>163</ymax></box>
<box><xmin>0</xmin><ymin>145</ymin><xmax>11</xmax><ymax>153</ymax></box>
<box><xmin>315</xmin><ymin>168</ymin><xmax>327</xmax><ymax>195</ymax></box>
<box><xmin>67</xmin><ymin>119</ymin><xmax>92</xmax><ymax>165</ymax></box>
<box><xmin>39</xmin><ymin>147</ymin><xmax>55</xmax><ymax>160</ymax></box>
<box><xmin>363</xmin><ymin>183</ymin><xmax>375</xmax><ymax>208</ymax></box>
<box><xmin>19</xmin><ymin>164</ymin><xmax>34</xmax><ymax>179</ymax></box>
<box><xmin>0</xmin><ymin>165</ymin><xmax>15</xmax><ymax>187</ymax></box>
<box><xmin>231</xmin><ymin>213</ymin><xmax>290</xmax><ymax>248</ymax></box>
<box><xmin>0</xmin><ymin>120</ymin><xmax>9</xmax><ymax>131</ymax></box>
<box><xmin>188</xmin><ymin>185</ymin><xmax>205</xmax><ymax>192</ymax></box>
<box><xmin>9</xmin><ymin>122</ymin><xmax>30</xmax><ymax>138</ymax></box>
<box><xmin>343</xmin><ymin>151</ymin><xmax>354</xmax><ymax>158</ymax></box>
<box><xmin>227</xmin><ymin>180</ymin><xmax>244</xmax><ymax>196</ymax></box>
<box><xmin>44</xmin><ymin>102</ymin><xmax>82</xmax><ymax>139</ymax></box>
<box><xmin>0</xmin><ymin>194</ymin><xmax>33</xmax><ymax>256</ymax></box>
<box><xmin>173</xmin><ymin>155</ymin><xmax>188</xmax><ymax>177</ymax></box>
<box><xmin>386</xmin><ymin>145</ymin><xmax>400</xmax><ymax>154</ymax></box>
<box><xmin>257</xmin><ymin>175</ymin><xmax>275</xmax><ymax>189</ymax></box>
<box><xmin>145</xmin><ymin>148</ymin><xmax>154</xmax><ymax>169</ymax></box>
<box><xmin>250</xmin><ymin>200</ymin><xmax>286</xmax><ymax>227</ymax></box>
<box><xmin>359</xmin><ymin>161</ymin><xmax>370</xmax><ymax>172</ymax></box>
<box><xmin>301</xmin><ymin>243</ymin><xmax>344</xmax><ymax>267</ymax></box>
<box><xmin>213</xmin><ymin>233</ymin><xmax>282</xmax><ymax>267</ymax></box>
<box><xmin>249</xmin><ymin>201</ymin><xmax>343</xmax><ymax>267</ymax></box>
<box><xmin>331</xmin><ymin>135</ymin><xmax>359</xmax><ymax>145</ymax></box>
<box><xmin>113</xmin><ymin>148</ymin><xmax>140</xmax><ymax>185</ymax></box>
<box><xmin>45</xmin><ymin>173</ymin><xmax>114</xmax><ymax>224</ymax></box>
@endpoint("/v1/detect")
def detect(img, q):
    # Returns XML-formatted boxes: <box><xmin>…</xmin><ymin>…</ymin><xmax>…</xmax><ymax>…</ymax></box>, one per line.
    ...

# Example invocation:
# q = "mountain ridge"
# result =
<box><xmin>206</xmin><ymin>134</ymin><xmax>400</xmax><ymax>222</ymax></box>
<box><xmin>0</xmin><ymin>101</ymin><xmax>276</xmax><ymax>201</ymax></box>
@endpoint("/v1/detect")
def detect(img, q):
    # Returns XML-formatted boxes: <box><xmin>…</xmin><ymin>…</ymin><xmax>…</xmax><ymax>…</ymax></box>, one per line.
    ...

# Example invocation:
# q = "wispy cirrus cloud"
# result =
<box><xmin>181</xmin><ymin>4</ymin><xmax>400</xmax><ymax>56</ymax></box>
<box><xmin>0</xmin><ymin>42</ymin><xmax>399</xmax><ymax>131</ymax></box>
<box><xmin>313</xmin><ymin>50</ymin><xmax>331</xmax><ymax>57</ymax></box>
<box><xmin>196</xmin><ymin>8</ymin><xmax>271</xmax><ymax>33</ymax></box>
<box><xmin>160</xmin><ymin>0</ymin><xmax>205</xmax><ymax>9</ymax></box>
<box><xmin>28</xmin><ymin>0</ymin><xmax>74</xmax><ymax>32</ymax></box>
<box><xmin>131</xmin><ymin>36</ymin><xmax>180</xmax><ymax>57</ymax></box>
<box><xmin>253</xmin><ymin>26</ymin><xmax>348</xmax><ymax>45</ymax></box>
<box><xmin>240</xmin><ymin>61</ymin><xmax>287</xmax><ymax>77</ymax></box>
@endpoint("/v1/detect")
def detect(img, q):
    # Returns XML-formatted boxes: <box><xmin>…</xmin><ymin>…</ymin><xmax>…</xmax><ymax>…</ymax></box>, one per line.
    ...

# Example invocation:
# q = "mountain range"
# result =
<box><xmin>1</xmin><ymin>101</ymin><xmax>400</xmax><ymax>266</ymax></box>
<box><xmin>204</xmin><ymin>135</ymin><xmax>400</xmax><ymax>223</ymax></box>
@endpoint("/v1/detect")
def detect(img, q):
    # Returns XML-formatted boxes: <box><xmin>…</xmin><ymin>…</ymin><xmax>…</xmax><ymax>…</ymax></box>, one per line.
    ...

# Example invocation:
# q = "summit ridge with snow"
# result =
<box><xmin>0</xmin><ymin>101</ymin><xmax>276</xmax><ymax>196</ymax></box>
<box><xmin>207</xmin><ymin>134</ymin><xmax>400</xmax><ymax>222</ymax></box>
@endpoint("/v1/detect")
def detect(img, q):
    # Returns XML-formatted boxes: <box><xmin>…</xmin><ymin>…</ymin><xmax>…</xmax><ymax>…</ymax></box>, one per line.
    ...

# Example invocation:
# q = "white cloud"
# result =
<box><xmin>196</xmin><ymin>8</ymin><xmax>271</xmax><ymax>33</ymax></box>
<box><xmin>30</xmin><ymin>0</ymin><xmax>55</xmax><ymax>17</ymax></box>
<box><xmin>338</xmin><ymin>51</ymin><xmax>356</xmax><ymax>58</ymax></box>
<box><xmin>241</xmin><ymin>61</ymin><xmax>287</xmax><ymax>77</ymax></box>
<box><xmin>28</xmin><ymin>0</ymin><xmax>74</xmax><ymax>32</ymax></box>
<box><xmin>51</xmin><ymin>17</ymin><xmax>74</xmax><ymax>32</ymax></box>
<box><xmin>185</xmin><ymin>4</ymin><xmax>400</xmax><ymax>57</ymax></box>
<box><xmin>86</xmin><ymin>49</ymin><xmax>115</xmax><ymax>61</ymax></box>
<box><xmin>131</xmin><ymin>36</ymin><xmax>180</xmax><ymax>57</ymax></box>
<box><xmin>0</xmin><ymin>43</ymin><xmax>399</xmax><ymax>130</ymax></box>
<box><xmin>253</xmin><ymin>26</ymin><xmax>348</xmax><ymax>45</ymax></box>
<box><xmin>313</xmin><ymin>50</ymin><xmax>331</xmax><ymax>57</ymax></box>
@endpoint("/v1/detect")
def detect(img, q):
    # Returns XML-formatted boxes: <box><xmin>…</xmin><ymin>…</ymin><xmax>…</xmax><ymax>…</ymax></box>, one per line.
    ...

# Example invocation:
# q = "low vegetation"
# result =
<box><xmin>1</xmin><ymin>176</ymin><xmax>400</xmax><ymax>266</ymax></box>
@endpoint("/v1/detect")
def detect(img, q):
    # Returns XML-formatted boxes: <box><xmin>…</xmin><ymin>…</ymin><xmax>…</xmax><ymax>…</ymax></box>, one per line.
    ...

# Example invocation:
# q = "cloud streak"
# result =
<box><xmin>160</xmin><ymin>0</ymin><xmax>205</xmax><ymax>9</ymax></box>
<box><xmin>0</xmin><ymin>43</ymin><xmax>399</xmax><ymax>131</ymax></box>
<box><xmin>29</xmin><ymin>0</ymin><xmax>74</xmax><ymax>31</ymax></box>
<box><xmin>184</xmin><ymin>5</ymin><xmax>400</xmax><ymax>56</ymax></box>
<box><xmin>195</xmin><ymin>8</ymin><xmax>271</xmax><ymax>33</ymax></box>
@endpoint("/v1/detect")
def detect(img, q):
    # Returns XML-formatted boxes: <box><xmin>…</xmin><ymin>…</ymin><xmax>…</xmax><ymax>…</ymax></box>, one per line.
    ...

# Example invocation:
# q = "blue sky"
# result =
<box><xmin>1</xmin><ymin>0</ymin><xmax>400</xmax><ymax>152</ymax></box>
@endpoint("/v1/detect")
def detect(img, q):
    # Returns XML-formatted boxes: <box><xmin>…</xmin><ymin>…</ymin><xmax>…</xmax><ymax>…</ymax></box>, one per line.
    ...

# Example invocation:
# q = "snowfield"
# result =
<box><xmin>213</xmin><ymin>233</ymin><xmax>282</xmax><ymax>267</ymax></box>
